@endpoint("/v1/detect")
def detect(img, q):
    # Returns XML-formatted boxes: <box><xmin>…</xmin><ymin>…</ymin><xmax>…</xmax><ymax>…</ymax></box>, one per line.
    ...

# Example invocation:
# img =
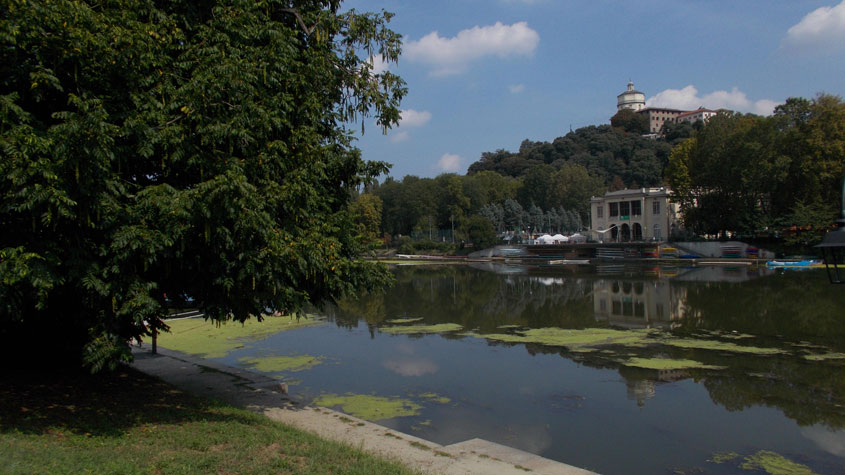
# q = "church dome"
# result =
<box><xmin>617</xmin><ymin>81</ymin><xmax>645</xmax><ymax>111</ymax></box>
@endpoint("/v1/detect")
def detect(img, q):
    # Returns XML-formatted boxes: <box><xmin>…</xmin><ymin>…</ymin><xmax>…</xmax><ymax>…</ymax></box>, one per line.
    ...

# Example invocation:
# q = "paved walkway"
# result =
<box><xmin>131</xmin><ymin>346</ymin><xmax>596</xmax><ymax>475</ymax></box>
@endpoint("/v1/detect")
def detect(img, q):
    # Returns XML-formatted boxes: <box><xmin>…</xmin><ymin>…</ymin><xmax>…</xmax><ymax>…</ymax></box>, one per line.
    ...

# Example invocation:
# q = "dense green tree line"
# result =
<box><xmin>367</xmin><ymin>120</ymin><xmax>677</xmax><ymax>243</ymax></box>
<box><xmin>666</xmin><ymin>95</ymin><xmax>845</xmax><ymax>240</ymax></box>
<box><xmin>468</xmin><ymin>125</ymin><xmax>673</xmax><ymax>189</ymax></box>
<box><xmin>1</xmin><ymin>0</ymin><xmax>405</xmax><ymax>369</ymax></box>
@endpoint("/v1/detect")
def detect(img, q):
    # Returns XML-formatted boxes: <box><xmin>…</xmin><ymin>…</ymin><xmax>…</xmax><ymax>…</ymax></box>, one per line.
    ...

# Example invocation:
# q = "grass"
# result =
<box><xmin>0</xmin><ymin>366</ymin><xmax>417</xmax><ymax>474</ymax></box>
<box><xmin>157</xmin><ymin>314</ymin><xmax>324</xmax><ymax>358</ymax></box>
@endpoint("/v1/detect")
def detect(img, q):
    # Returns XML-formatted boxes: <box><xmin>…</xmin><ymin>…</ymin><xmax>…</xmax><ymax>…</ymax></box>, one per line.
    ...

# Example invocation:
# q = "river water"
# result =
<box><xmin>218</xmin><ymin>262</ymin><xmax>845</xmax><ymax>474</ymax></box>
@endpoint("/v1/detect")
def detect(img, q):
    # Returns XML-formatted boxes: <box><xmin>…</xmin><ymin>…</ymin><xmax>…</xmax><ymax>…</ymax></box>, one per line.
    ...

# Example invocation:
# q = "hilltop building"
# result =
<box><xmin>638</xmin><ymin>107</ymin><xmax>684</xmax><ymax>134</ymax></box>
<box><xmin>590</xmin><ymin>187</ymin><xmax>680</xmax><ymax>242</ymax></box>
<box><xmin>676</xmin><ymin>107</ymin><xmax>717</xmax><ymax>124</ymax></box>
<box><xmin>615</xmin><ymin>82</ymin><xmax>720</xmax><ymax>133</ymax></box>
<box><xmin>617</xmin><ymin>81</ymin><xmax>646</xmax><ymax>111</ymax></box>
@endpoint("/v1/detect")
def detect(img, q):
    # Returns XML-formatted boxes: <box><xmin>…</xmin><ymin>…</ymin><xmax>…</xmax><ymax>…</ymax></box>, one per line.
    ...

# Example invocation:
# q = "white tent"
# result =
<box><xmin>535</xmin><ymin>234</ymin><xmax>555</xmax><ymax>245</ymax></box>
<box><xmin>569</xmin><ymin>233</ymin><xmax>587</xmax><ymax>243</ymax></box>
<box><xmin>551</xmin><ymin>234</ymin><xmax>568</xmax><ymax>243</ymax></box>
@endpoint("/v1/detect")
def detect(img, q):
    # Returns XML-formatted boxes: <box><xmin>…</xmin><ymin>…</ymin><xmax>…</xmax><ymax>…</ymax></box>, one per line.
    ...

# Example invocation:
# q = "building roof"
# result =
<box><xmin>617</xmin><ymin>90</ymin><xmax>644</xmax><ymax>98</ymax></box>
<box><xmin>590</xmin><ymin>187</ymin><xmax>672</xmax><ymax>201</ymax></box>
<box><xmin>676</xmin><ymin>107</ymin><xmax>716</xmax><ymax>119</ymax></box>
<box><xmin>637</xmin><ymin>107</ymin><xmax>684</xmax><ymax>114</ymax></box>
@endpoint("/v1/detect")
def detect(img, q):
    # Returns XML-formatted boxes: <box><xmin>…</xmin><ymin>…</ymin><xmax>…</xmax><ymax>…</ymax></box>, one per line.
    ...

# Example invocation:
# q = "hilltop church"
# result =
<box><xmin>617</xmin><ymin>81</ymin><xmax>717</xmax><ymax>134</ymax></box>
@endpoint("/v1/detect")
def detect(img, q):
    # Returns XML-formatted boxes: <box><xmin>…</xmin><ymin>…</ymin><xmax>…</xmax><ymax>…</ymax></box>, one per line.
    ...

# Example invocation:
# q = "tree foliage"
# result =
<box><xmin>610</xmin><ymin>109</ymin><xmax>649</xmax><ymax>135</ymax></box>
<box><xmin>1</xmin><ymin>0</ymin><xmax>406</xmax><ymax>369</ymax></box>
<box><xmin>467</xmin><ymin>125</ymin><xmax>671</xmax><ymax>190</ymax></box>
<box><xmin>666</xmin><ymin>96</ymin><xmax>845</xmax><ymax>239</ymax></box>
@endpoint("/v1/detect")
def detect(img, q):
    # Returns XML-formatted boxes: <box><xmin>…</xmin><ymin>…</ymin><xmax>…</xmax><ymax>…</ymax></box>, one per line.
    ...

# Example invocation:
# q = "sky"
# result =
<box><xmin>342</xmin><ymin>0</ymin><xmax>845</xmax><ymax>179</ymax></box>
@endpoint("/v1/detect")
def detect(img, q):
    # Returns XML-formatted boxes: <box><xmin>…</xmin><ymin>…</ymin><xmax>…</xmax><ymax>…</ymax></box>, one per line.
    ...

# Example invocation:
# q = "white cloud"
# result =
<box><xmin>509</xmin><ymin>84</ymin><xmax>525</xmax><ymax>94</ymax></box>
<box><xmin>404</xmin><ymin>22</ymin><xmax>539</xmax><ymax>76</ymax></box>
<box><xmin>389</xmin><ymin>131</ymin><xmax>410</xmax><ymax>143</ymax></box>
<box><xmin>368</xmin><ymin>55</ymin><xmax>389</xmax><ymax>74</ymax></box>
<box><xmin>398</xmin><ymin>109</ymin><xmax>432</xmax><ymax>128</ymax></box>
<box><xmin>646</xmin><ymin>85</ymin><xmax>781</xmax><ymax>116</ymax></box>
<box><xmin>389</xmin><ymin>109</ymin><xmax>431</xmax><ymax>143</ymax></box>
<box><xmin>784</xmin><ymin>1</ymin><xmax>845</xmax><ymax>51</ymax></box>
<box><xmin>437</xmin><ymin>153</ymin><xmax>462</xmax><ymax>172</ymax></box>
<box><xmin>801</xmin><ymin>425</ymin><xmax>845</xmax><ymax>456</ymax></box>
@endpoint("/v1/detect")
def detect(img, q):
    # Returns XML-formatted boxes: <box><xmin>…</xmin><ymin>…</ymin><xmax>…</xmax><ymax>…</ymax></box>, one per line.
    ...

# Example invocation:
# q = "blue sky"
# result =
<box><xmin>342</xmin><ymin>0</ymin><xmax>845</xmax><ymax>179</ymax></box>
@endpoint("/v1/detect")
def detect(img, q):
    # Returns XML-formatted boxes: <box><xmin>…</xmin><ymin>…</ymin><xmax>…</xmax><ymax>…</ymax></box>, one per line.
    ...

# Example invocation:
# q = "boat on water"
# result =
<box><xmin>547</xmin><ymin>259</ymin><xmax>591</xmax><ymax>265</ymax></box>
<box><xmin>766</xmin><ymin>260</ymin><xmax>821</xmax><ymax>268</ymax></box>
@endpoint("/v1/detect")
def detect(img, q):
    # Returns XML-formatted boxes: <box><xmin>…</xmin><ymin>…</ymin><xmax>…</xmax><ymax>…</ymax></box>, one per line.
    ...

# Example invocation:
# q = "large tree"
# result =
<box><xmin>666</xmin><ymin>95</ymin><xmax>845</xmax><ymax>239</ymax></box>
<box><xmin>1</xmin><ymin>0</ymin><xmax>406</xmax><ymax>370</ymax></box>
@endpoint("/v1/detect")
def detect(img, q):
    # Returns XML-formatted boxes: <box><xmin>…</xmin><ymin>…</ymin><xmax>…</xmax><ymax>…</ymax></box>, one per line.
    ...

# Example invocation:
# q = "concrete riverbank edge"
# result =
<box><xmin>130</xmin><ymin>346</ymin><xmax>596</xmax><ymax>475</ymax></box>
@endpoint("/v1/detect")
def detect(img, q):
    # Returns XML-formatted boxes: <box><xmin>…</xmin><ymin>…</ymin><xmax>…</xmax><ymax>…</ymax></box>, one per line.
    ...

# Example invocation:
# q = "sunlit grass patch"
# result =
<box><xmin>312</xmin><ymin>393</ymin><xmax>422</xmax><ymax>421</ymax></box>
<box><xmin>157</xmin><ymin>315</ymin><xmax>324</xmax><ymax>358</ymax></box>
<box><xmin>0</xmin><ymin>368</ymin><xmax>414</xmax><ymax>474</ymax></box>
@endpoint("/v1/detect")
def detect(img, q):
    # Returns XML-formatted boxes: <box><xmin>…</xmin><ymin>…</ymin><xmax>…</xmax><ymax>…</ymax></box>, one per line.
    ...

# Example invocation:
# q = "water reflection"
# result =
<box><xmin>592</xmin><ymin>279</ymin><xmax>692</xmax><ymax>329</ymax></box>
<box><xmin>305</xmin><ymin>263</ymin><xmax>845</xmax><ymax>472</ymax></box>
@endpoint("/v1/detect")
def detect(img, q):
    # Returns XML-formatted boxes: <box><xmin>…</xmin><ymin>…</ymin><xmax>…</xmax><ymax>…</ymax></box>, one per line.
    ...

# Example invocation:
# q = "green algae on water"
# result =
<box><xmin>624</xmin><ymin>357</ymin><xmax>724</xmax><ymax>371</ymax></box>
<box><xmin>660</xmin><ymin>338</ymin><xmax>785</xmax><ymax>355</ymax></box>
<box><xmin>157</xmin><ymin>315</ymin><xmax>324</xmax><ymax>358</ymax></box>
<box><xmin>477</xmin><ymin>327</ymin><xmax>656</xmax><ymax>351</ymax></box>
<box><xmin>312</xmin><ymin>393</ymin><xmax>422</xmax><ymax>421</ymax></box>
<box><xmin>803</xmin><ymin>352</ymin><xmax>845</xmax><ymax>361</ymax></box>
<box><xmin>386</xmin><ymin>317</ymin><xmax>424</xmax><ymax>324</ymax></box>
<box><xmin>709</xmin><ymin>451</ymin><xmax>740</xmax><ymax>464</ymax></box>
<box><xmin>419</xmin><ymin>392</ymin><xmax>451</xmax><ymax>404</ymax></box>
<box><xmin>740</xmin><ymin>450</ymin><xmax>818</xmax><ymax>475</ymax></box>
<box><xmin>238</xmin><ymin>355</ymin><xmax>323</xmax><ymax>373</ymax></box>
<box><xmin>380</xmin><ymin>323</ymin><xmax>463</xmax><ymax>335</ymax></box>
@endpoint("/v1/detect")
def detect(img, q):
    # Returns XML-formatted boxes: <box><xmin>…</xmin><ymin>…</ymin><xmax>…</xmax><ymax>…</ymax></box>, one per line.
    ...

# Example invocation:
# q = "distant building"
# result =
<box><xmin>615</xmin><ymin>82</ymin><xmax>724</xmax><ymax>134</ymax></box>
<box><xmin>637</xmin><ymin>107</ymin><xmax>684</xmax><ymax>134</ymax></box>
<box><xmin>676</xmin><ymin>107</ymin><xmax>717</xmax><ymax>124</ymax></box>
<box><xmin>590</xmin><ymin>187</ymin><xmax>680</xmax><ymax>242</ymax></box>
<box><xmin>617</xmin><ymin>81</ymin><xmax>646</xmax><ymax>111</ymax></box>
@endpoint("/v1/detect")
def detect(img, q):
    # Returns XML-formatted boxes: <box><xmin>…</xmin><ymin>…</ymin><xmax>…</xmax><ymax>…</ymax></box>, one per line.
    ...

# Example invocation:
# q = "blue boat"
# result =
<box><xmin>766</xmin><ymin>260</ymin><xmax>820</xmax><ymax>267</ymax></box>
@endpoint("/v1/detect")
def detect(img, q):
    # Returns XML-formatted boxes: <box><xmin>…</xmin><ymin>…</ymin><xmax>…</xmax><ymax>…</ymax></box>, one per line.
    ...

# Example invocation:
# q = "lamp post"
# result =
<box><xmin>815</xmin><ymin>177</ymin><xmax>845</xmax><ymax>284</ymax></box>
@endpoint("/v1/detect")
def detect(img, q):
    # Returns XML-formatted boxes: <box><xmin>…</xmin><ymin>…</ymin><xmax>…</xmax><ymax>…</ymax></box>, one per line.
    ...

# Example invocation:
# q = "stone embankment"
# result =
<box><xmin>131</xmin><ymin>346</ymin><xmax>596</xmax><ymax>475</ymax></box>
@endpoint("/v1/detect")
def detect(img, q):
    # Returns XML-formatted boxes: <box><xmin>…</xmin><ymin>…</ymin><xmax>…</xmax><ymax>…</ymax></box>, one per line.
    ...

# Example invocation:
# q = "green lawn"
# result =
<box><xmin>0</xmin><ymin>366</ymin><xmax>416</xmax><ymax>474</ymax></box>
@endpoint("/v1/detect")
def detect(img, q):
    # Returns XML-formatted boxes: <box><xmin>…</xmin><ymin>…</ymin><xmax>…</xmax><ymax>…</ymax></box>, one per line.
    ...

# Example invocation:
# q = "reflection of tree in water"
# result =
<box><xmin>671</xmin><ymin>271</ymin><xmax>845</xmax><ymax>349</ymax></box>
<box><xmin>324</xmin><ymin>266</ymin><xmax>596</xmax><ymax>332</ymax></box>
<box><xmin>322</xmin><ymin>266</ymin><xmax>845</xmax><ymax>428</ymax></box>
<box><xmin>702</xmin><ymin>359</ymin><xmax>845</xmax><ymax>429</ymax></box>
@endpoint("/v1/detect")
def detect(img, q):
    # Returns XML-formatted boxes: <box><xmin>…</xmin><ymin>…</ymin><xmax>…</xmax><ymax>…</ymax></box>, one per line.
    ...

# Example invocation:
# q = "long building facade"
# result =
<box><xmin>590</xmin><ymin>188</ymin><xmax>680</xmax><ymax>242</ymax></box>
<box><xmin>616</xmin><ymin>82</ymin><xmax>718</xmax><ymax>133</ymax></box>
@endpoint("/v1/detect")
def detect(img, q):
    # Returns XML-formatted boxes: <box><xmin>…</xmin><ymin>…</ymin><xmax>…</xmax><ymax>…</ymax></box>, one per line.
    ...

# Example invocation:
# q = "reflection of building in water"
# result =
<box><xmin>626</xmin><ymin>379</ymin><xmax>656</xmax><ymax>407</ymax></box>
<box><xmin>625</xmin><ymin>369</ymin><xmax>689</xmax><ymax>407</ymax></box>
<box><xmin>593</xmin><ymin>279</ymin><xmax>696</xmax><ymax>329</ymax></box>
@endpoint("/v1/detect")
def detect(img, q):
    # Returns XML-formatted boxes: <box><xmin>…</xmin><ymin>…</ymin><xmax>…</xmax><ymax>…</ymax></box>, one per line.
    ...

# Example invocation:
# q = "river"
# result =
<box><xmin>216</xmin><ymin>262</ymin><xmax>845</xmax><ymax>474</ymax></box>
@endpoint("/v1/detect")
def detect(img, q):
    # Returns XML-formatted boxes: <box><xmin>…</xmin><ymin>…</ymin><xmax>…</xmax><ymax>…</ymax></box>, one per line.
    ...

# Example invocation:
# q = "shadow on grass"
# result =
<box><xmin>0</xmin><ymin>365</ymin><xmax>256</xmax><ymax>437</ymax></box>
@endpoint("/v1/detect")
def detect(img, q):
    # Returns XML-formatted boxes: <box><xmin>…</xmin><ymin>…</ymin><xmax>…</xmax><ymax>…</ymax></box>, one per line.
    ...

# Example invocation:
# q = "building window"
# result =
<box><xmin>653</xmin><ymin>200</ymin><xmax>660</xmax><ymax>215</ymax></box>
<box><xmin>619</xmin><ymin>201</ymin><xmax>630</xmax><ymax>217</ymax></box>
<box><xmin>631</xmin><ymin>201</ymin><xmax>641</xmax><ymax>216</ymax></box>
<box><xmin>654</xmin><ymin>224</ymin><xmax>661</xmax><ymax>240</ymax></box>
<box><xmin>609</xmin><ymin>202</ymin><xmax>619</xmax><ymax>217</ymax></box>
<box><xmin>597</xmin><ymin>205</ymin><xmax>604</xmax><ymax>218</ymax></box>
